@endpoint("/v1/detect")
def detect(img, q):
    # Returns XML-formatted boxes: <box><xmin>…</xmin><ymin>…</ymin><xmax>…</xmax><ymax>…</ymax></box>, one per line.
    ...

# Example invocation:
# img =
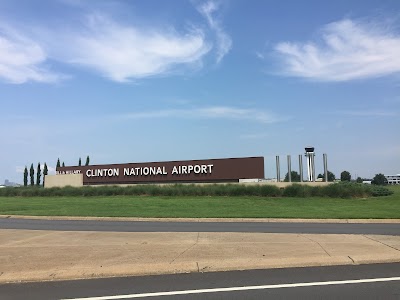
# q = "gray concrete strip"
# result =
<box><xmin>1</xmin><ymin>229</ymin><xmax>400</xmax><ymax>283</ymax></box>
<box><xmin>1</xmin><ymin>215</ymin><xmax>400</xmax><ymax>223</ymax></box>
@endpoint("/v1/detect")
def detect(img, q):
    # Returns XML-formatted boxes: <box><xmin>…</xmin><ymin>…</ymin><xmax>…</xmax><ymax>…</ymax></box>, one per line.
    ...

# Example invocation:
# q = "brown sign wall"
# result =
<box><xmin>56</xmin><ymin>157</ymin><xmax>264</xmax><ymax>185</ymax></box>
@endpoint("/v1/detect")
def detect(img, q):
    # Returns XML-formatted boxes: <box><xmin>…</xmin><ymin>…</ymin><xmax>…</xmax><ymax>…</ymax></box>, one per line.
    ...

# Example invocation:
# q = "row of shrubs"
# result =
<box><xmin>0</xmin><ymin>183</ymin><xmax>393</xmax><ymax>198</ymax></box>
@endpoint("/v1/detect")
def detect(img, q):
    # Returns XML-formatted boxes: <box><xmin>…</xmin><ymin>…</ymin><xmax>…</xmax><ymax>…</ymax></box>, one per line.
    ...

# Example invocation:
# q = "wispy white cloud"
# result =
<box><xmin>198</xmin><ymin>106</ymin><xmax>283</xmax><ymax>123</ymax></box>
<box><xmin>197</xmin><ymin>1</ymin><xmax>232</xmax><ymax>63</ymax></box>
<box><xmin>120</xmin><ymin>106</ymin><xmax>286</xmax><ymax>124</ymax></box>
<box><xmin>52</xmin><ymin>14</ymin><xmax>211</xmax><ymax>82</ymax></box>
<box><xmin>274</xmin><ymin>19</ymin><xmax>400</xmax><ymax>81</ymax></box>
<box><xmin>0</xmin><ymin>24</ymin><xmax>61</xmax><ymax>84</ymax></box>
<box><xmin>0</xmin><ymin>1</ymin><xmax>232</xmax><ymax>84</ymax></box>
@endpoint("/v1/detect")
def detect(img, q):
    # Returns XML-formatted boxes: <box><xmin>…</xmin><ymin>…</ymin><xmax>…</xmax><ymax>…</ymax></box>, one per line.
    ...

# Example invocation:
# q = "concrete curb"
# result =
<box><xmin>2</xmin><ymin>254</ymin><xmax>400</xmax><ymax>284</ymax></box>
<box><xmin>1</xmin><ymin>215</ymin><xmax>400</xmax><ymax>223</ymax></box>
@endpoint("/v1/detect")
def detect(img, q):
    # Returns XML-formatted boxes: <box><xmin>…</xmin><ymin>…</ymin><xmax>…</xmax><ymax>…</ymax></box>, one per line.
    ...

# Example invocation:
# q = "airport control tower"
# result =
<box><xmin>305</xmin><ymin>147</ymin><xmax>315</xmax><ymax>182</ymax></box>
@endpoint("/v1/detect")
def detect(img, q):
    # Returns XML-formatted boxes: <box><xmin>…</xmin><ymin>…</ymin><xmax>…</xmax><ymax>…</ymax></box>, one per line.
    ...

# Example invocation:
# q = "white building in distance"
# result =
<box><xmin>385</xmin><ymin>174</ymin><xmax>400</xmax><ymax>185</ymax></box>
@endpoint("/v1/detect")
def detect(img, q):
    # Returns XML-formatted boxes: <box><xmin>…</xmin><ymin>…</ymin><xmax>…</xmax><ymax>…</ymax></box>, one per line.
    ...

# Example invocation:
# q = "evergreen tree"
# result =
<box><xmin>29</xmin><ymin>164</ymin><xmax>35</xmax><ymax>186</ymax></box>
<box><xmin>62</xmin><ymin>162</ymin><xmax>65</xmax><ymax>167</ymax></box>
<box><xmin>372</xmin><ymin>173</ymin><xmax>387</xmax><ymax>185</ymax></box>
<box><xmin>327</xmin><ymin>171</ymin><xmax>336</xmax><ymax>182</ymax></box>
<box><xmin>78</xmin><ymin>157</ymin><xmax>81</xmax><ymax>166</ymax></box>
<box><xmin>85</xmin><ymin>155</ymin><xmax>90</xmax><ymax>166</ymax></box>
<box><xmin>317</xmin><ymin>171</ymin><xmax>335</xmax><ymax>182</ymax></box>
<box><xmin>56</xmin><ymin>158</ymin><xmax>61</xmax><ymax>168</ymax></box>
<box><xmin>23</xmin><ymin>166</ymin><xmax>28</xmax><ymax>187</ymax></box>
<box><xmin>43</xmin><ymin>163</ymin><xmax>48</xmax><ymax>187</ymax></box>
<box><xmin>340</xmin><ymin>170</ymin><xmax>351</xmax><ymax>182</ymax></box>
<box><xmin>36</xmin><ymin>163</ymin><xmax>41</xmax><ymax>186</ymax></box>
<box><xmin>284</xmin><ymin>171</ymin><xmax>301</xmax><ymax>182</ymax></box>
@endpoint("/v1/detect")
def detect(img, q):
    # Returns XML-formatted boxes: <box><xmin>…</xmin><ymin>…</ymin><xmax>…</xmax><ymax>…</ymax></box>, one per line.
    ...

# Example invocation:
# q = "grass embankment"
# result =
<box><xmin>0</xmin><ymin>184</ymin><xmax>398</xmax><ymax>219</ymax></box>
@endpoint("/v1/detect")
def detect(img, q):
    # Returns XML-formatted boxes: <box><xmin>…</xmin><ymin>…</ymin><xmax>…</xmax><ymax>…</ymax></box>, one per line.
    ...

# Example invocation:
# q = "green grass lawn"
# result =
<box><xmin>0</xmin><ymin>185</ymin><xmax>399</xmax><ymax>219</ymax></box>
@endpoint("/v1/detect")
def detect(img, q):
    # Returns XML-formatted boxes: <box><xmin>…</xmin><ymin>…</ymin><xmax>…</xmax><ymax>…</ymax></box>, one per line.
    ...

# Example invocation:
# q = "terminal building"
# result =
<box><xmin>386</xmin><ymin>174</ymin><xmax>400</xmax><ymax>185</ymax></box>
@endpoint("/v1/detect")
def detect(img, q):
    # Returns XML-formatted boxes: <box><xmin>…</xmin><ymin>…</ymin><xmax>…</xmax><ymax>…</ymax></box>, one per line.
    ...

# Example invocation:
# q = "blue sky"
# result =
<box><xmin>1</xmin><ymin>0</ymin><xmax>400</xmax><ymax>183</ymax></box>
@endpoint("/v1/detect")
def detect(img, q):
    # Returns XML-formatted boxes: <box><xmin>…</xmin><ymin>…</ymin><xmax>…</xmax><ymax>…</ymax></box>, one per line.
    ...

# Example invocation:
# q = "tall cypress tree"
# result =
<box><xmin>43</xmin><ymin>163</ymin><xmax>48</xmax><ymax>187</ymax></box>
<box><xmin>85</xmin><ymin>155</ymin><xmax>90</xmax><ymax>166</ymax></box>
<box><xmin>62</xmin><ymin>162</ymin><xmax>65</xmax><ymax>167</ymax></box>
<box><xmin>23</xmin><ymin>166</ymin><xmax>28</xmax><ymax>187</ymax></box>
<box><xmin>56</xmin><ymin>158</ymin><xmax>61</xmax><ymax>168</ymax></box>
<box><xmin>78</xmin><ymin>157</ymin><xmax>81</xmax><ymax>166</ymax></box>
<box><xmin>36</xmin><ymin>163</ymin><xmax>41</xmax><ymax>186</ymax></box>
<box><xmin>29</xmin><ymin>164</ymin><xmax>35</xmax><ymax>186</ymax></box>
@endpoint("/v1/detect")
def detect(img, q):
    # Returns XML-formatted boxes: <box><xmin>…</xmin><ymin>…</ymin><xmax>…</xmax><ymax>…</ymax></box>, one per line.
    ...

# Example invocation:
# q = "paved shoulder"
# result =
<box><xmin>1</xmin><ymin>217</ymin><xmax>400</xmax><ymax>235</ymax></box>
<box><xmin>1</xmin><ymin>263</ymin><xmax>400</xmax><ymax>300</ymax></box>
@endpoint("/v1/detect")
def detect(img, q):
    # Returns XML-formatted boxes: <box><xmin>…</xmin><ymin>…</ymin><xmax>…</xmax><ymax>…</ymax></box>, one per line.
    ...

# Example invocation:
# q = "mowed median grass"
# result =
<box><xmin>0</xmin><ymin>185</ymin><xmax>399</xmax><ymax>219</ymax></box>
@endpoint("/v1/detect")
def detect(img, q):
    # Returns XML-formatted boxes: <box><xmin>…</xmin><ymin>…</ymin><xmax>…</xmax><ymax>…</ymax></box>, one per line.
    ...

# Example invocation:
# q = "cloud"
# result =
<box><xmin>197</xmin><ymin>1</ymin><xmax>232</xmax><ymax>63</ymax></box>
<box><xmin>197</xmin><ymin>106</ymin><xmax>281</xmax><ymax>123</ymax></box>
<box><xmin>0</xmin><ymin>1</ymin><xmax>230</xmax><ymax>84</ymax></box>
<box><xmin>120</xmin><ymin>106</ymin><xmax>286</xmax><ymax>124</ymax></box>
<box><xmin>274</xmin><ymin>19</ymin><xmax>400</xmax><ymax>81</ymax></box>
<box><xmin>0</xmin><ymin>25</ymin><xmax>61</xmax><ymax>84</ymax></box>
<box><xmin>53</xmin><ymin>14</ymin><xmax>211</xmax><ymax>82</ymax></box>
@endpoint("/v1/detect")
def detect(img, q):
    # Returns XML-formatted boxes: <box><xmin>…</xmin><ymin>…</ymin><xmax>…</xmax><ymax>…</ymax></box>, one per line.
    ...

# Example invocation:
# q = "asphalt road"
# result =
<box><xmin>1</xmin><ymin>263</ymin><xmax>400</xmax><ymax>299</ymax></box>
<box><xmin>1</xmin><ymin>218</ymin><xmax>400</xmax><ymax>235</ymax></box>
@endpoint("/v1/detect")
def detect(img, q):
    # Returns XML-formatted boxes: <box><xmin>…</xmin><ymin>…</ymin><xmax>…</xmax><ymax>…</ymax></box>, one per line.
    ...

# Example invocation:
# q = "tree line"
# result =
<box><xmin>338</xmin><ymin>171</ymin><xmax>389</xmax><ymax>185</ymax></box>
<box><xmin>283</xmin><ymin>170</ymin><xmax>389</xmax><ymax>185</ymax></box>
<box><xmin>23</xmin><ymin>163</ymin><xmax>48</xmax><ymax>187</ymax></box>
<box><xmin>23</xmin><ymin>156</ymin><xmax>90</xmax><ymax>187</ymax></box>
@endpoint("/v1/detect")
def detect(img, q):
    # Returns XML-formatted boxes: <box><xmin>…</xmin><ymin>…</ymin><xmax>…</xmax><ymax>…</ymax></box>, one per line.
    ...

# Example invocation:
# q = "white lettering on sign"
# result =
<box><xmin>56</xmin><ymin>170</ymin><xmax>81</xmax><ymax>175</ymax></box>
<box><xmin>58</xmin><ymin>164</ymin><xmax>215</xmax><ymax>178</ymax></box>
<box><xmin>123</xmin><ymin>166</ymin><xmax>168</xmax><ymax>177</ymax></box>
<box><xmin>171</xmin><ymin>164</ymin><xmax>213</xmax><ymax>175</ymax></box>
<box><xmin>86</xmin><ymin>168</ymin><xmax>119</xmax><ymax>178</ymax></box>
<box><xmin>171</xmin><ymin>166</ymin><xmax>178</xmax><ymax>175</ymax></box>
